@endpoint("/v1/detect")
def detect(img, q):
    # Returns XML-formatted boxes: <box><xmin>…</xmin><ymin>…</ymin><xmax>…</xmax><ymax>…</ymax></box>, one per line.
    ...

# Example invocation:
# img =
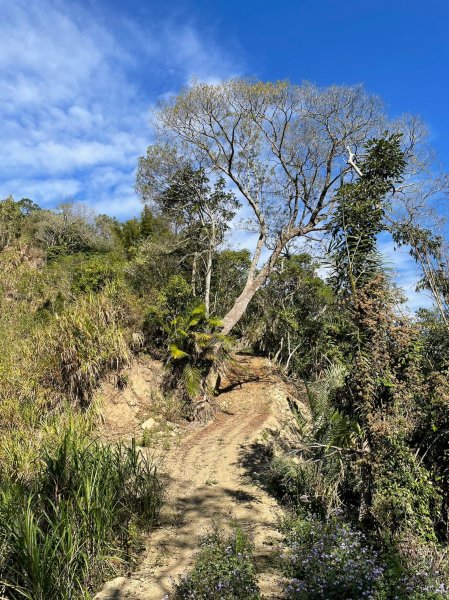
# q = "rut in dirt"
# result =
<box><xmin>95</xmin><ymin>355</ymin><xmax>304</xmax><ymax>600</ymax></box>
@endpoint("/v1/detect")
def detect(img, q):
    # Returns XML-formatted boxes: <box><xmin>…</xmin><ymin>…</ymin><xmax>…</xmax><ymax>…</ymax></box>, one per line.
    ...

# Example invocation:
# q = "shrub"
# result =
<box><xmin>282</xmin><ymin>516</ymin><xmax>383</xmax><ymax>599</ymax></box>
<box><xmin>144</xmin><ymin>279</ymin><xmax>230</xmax><ymax>415</ymax></box>
<box><xmin>377</xmin><ymin>538</ymin><xmax>449</xmax><ymax>600</ymax></box>
<box><xmin>45</xmin><ymin>284</ymin><xmax>131</xmax><ymax>405</ymax></box>
<box><xmin>372</xmin><ymin>438</ymin><xmax>440</xmax><ymax>540</ymax></box>
<box><xmin>0</xmin><ymin>196</ymin><xmax>22</xmax><ymax>249</ymax></box>
<box><xmin>33</xmin><ymin>203</ymin><xmax>112</xmax><ymax>257</ymax></box>
<box><xmin>269</xmin><ymin>456</ymin><xmax>342</xmax><ymax>519</ymax></box>
<box><xmin>72</xmin><ymin>255</ymin><xmax>121</xmax><ymax>293</ymax></box>
<box><xmin>0</xmin><ymin>431</ymin><xmax>162</xmax><ymax>599</ymax></box>
<box><xmin>172</xmin><ymin>528</ymin><xmax>260</xmax><ymax>599</ymax></box>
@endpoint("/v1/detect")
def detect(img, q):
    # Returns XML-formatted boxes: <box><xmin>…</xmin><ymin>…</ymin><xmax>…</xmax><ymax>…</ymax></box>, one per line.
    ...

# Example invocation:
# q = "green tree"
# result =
<box><xmin>247</xmin><ymin>254</ymin><xmax>339</xmax><ymax>377</ymax></box>
<box><xmin>0</xmin><ymin>196</ymin><xmax>23</xmax><ymax>250</ymax></box>
<box><xmin>150</xmin><ymin>165</ymin><xmax>240</xmax><ymax>317</ymax></box>
<box><xmin>329</xmin><ymin>135</ymin><xmax>441</xmax><ymax>536</ymax></box>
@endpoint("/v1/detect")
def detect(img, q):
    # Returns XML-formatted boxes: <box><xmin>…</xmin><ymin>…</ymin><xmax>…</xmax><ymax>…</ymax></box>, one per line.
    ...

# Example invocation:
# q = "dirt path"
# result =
<box><xmin>96</xmin><ymin>355</ymin><xmax>301</xmax><ymax>600</ymax></box>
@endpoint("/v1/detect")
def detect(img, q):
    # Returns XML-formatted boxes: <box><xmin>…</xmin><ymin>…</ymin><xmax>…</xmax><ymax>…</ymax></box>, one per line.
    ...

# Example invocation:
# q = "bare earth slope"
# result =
<box><xmin>96</xmin><ymin>355</ymin><xmax>304</xmax><ymax>600</ymax></box>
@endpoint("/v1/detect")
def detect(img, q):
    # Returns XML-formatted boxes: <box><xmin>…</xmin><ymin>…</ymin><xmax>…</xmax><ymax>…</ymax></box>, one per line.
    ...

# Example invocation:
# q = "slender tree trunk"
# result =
<box><xmin>191</xmin><ymin>252</ymin><xmax>198</xmax><ymax>297</ymax></box>
<box><xmin>221</xmin><ymin>276</ymin><xmax>261</xmax><ymax>335</ymax></box>
<box><xmin>204</xmin><ymin>223</ymin><xmax>215</xmax><ymax>318</ymax></box>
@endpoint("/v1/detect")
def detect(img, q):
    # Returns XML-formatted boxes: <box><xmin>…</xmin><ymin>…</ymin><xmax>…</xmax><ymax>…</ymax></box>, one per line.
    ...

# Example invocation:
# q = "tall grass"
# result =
<box><xmin>0</xmin><ymin>430</ymin><xmax>162</xmax><ymax>599</ymax></box>
<box><xmin>44</xmin><ymin>287</ymin><xmax>131</xmax><ymax>405</ymax></box>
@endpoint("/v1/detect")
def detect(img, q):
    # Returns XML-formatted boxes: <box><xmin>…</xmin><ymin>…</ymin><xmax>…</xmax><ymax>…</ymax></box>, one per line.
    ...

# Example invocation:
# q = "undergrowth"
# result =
<box><xmin>0</xmin><ymin>429</ymin><xmax>162</xmax><ymax>599</ymax></box>
<box><xmin>171</xmin><ymin>527</ymin><xmax>260</xmax><ymax>600</ymax></box>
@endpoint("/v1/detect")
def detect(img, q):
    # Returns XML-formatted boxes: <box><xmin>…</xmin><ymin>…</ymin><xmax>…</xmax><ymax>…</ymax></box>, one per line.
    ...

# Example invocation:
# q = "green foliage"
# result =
<box><xmin>114</xmin><ymin>206</ymin><xmax>169</xmax><ymax>258</ymax></box>
<box><xmin>247</xmin><ymin>254</ymin><xmax>343</xmax><ymax>377</ymax></box>
<box><xmin>269</xmin><ymin>364</ymin><xmax>355</xmax><ymax>517</ymax></box>
<box><xmin>372</xmin><ymin>438</ymin><xmax>440</xmax><ymax>540</ymax></box>
<box><xmin>143</xmin><ymin>275</ymin><xmax>229</xmax><ymax>404</ymax></box>
<box><xmin>0</xmin><ymin>196</ymin><xmax>23</xmax><ymax>249</ymax></box>
<box><xmin>393</xmin><ymin>223</ymin><xmax>449</xmax><ymax>329</ymax></box>
<box><xmin>270</xmin><ymin>133</ymin><xmax>449</xmax><ymax>599</ymax></box>
<box><xmin>330</xmin><ymin>133</ymin><xmax>406</xmax><ymax>297</ymax></box>
<box><xmin>172</xmin><ymin>528</ymin><xmax>259</xmax><ymax>600</ymax></box>
<box><xmin>46</xmin><ymin>284</ymin><xmax>131</xmax><ymax>405</ymax></box>
<box><xmin>71</xmin><ymin>254</ymin><xmax>122</xmax><ymax>293</ymax></box>
<box><xmin>166</xmin><ymin>304</ymin><xmax>228</xmax><ymax>402</ymax></box>
<box><xmin>0</xmin><ymin>431</ymin><xmax>162</xmax><ymax>599</ymax></box>
<box><xmin>144</xmin><ymin>275</ymin><xmax>193</xmax><ymax>350</ymax></box>
<box><xmin>152</xmin><ymin>165</ymin><xmax>239</xmax><ymax>230</ymax></box>
<box><xmin>378</xmin><ymin>541</ymin><xmax>449</xmax><ymax>599</ymax></box>
<box><xmin>211</xmin><ymin>249</ymin><xmax>251</xmax><ymax>316</ymax></box>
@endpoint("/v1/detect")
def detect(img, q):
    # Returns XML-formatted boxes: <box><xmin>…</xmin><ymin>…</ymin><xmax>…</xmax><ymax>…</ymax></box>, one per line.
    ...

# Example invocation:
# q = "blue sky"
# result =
<box><xmin>1</xmin><ymin>0</ymin><xmax>448</xmax><ymax>309</ymax></box>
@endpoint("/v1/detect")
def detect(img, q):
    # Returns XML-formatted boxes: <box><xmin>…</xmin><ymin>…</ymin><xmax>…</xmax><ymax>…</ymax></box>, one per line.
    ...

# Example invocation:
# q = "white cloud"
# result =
<box><xmin>0</xmin><ymin>0</ymin><xmax>240</xmax><ymax>215</ymax></box>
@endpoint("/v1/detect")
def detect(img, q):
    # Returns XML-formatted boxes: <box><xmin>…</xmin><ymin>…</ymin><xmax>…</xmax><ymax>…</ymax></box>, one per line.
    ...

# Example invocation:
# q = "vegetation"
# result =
<box><xmin>282</xmin><ymin>515</ymin><xmax>383</xmax><ymax>599</ymax></box>
<box><xmin>2</xmin><ymin>77</ymin><xmax>449</xmax><ymax>598</ymax></box>
<box><xmin>0</xmin><ymin>432</ymin><xmax>161</xmax><ymax>599</ymax></box>
<box><xmin>171</xmin><ymin>528</ymin><xmax>259</xmax><ymax>600</ymax></box>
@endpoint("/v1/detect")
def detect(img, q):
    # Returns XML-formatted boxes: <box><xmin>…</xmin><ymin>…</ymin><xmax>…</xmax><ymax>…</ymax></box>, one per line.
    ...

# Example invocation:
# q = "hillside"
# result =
<box><xmin>2</xmin><ymin>79</ymin><xmax>449</xmax><ymax>600</ymax></box>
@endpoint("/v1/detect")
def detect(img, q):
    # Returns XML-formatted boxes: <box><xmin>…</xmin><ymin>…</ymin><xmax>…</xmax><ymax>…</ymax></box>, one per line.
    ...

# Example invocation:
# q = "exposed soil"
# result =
<box><xmin>95</xmin><ymin>355</ymin><xmax>306</xmax><ymax>600</ymax></box>
<box><xmin>96</xmin><ymin>356</ymin><xmax>164</xmax><ymax>443</ymax></box>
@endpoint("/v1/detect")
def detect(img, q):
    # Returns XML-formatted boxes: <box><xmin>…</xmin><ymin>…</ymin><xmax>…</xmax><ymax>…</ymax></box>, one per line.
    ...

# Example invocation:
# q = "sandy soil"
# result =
<box><xmin>95</xmin><ymin>355</ymin><xmax>304</xmax><ymax>600</ymax></box>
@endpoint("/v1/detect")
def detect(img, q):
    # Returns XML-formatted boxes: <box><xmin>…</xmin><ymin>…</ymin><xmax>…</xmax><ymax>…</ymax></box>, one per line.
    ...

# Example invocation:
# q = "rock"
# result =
<box><xmin>94</xmin><ymin>576</ymin><xmax>127</xmax><ymax>599</ymax></box>
<box><xmin>141</xmin><ymin>417</ymin><xmax>158</xmax><ymax>430</ymax></box>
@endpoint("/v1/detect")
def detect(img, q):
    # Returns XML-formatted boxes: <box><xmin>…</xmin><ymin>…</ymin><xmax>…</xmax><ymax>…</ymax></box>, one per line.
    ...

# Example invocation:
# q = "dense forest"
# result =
<box><xmin>1</xmin><ymin>80</ymin><xmax>449</xmax><ymax>599</ymax></box>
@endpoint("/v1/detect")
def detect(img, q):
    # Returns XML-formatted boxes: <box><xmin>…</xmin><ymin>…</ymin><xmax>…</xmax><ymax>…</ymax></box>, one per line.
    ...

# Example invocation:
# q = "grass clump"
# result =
<box><xmin>0</xmin><ymin>430</ymin><xmax>162</xmax><ymax>599</ymax></box>
<box><xmin>172</xmin><ymin>527</ymin><xmax>260</xmax><ymax>599</ymax></box>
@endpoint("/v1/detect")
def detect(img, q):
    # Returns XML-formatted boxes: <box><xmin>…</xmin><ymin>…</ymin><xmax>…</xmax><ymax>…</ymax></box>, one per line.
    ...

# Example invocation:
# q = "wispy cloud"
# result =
<box><xmin>0</xmin><ymin>0</ymin><xmax>241</xmax><ymax>215</ymax></box>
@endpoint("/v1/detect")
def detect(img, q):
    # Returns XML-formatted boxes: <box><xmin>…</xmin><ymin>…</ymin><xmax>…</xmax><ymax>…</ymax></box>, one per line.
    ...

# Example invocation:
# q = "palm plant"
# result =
<box><xmin>166</xmin><ymin>304</ymin><xmax>231</xmax><ymax>417</ymax></box>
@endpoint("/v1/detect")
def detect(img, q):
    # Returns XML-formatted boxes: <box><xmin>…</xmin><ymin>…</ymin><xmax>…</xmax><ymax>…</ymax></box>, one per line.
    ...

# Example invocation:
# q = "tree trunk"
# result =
<box><xmin>191</xmin><ymin>252</ymin><xmax>198</xmax><ymax>297</ymax></box>
<box><xmin>204</xmin><ymin>223</ymin><xmax>215</xmax><ymax>318</ymax></box>
<box><xmin>221</xmin><ymin>235</ymin><xmax>288</xmax><ymax>335</ymax></box>
<box><xmin>221</xmin><ymin>273</ymin><xmax>265</xmax><ymax>335</ymax></box>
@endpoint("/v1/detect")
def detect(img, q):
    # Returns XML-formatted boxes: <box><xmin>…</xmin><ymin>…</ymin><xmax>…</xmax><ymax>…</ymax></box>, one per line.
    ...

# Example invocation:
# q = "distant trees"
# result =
<box><xmin>147</xmin><ymin>165</ymin><xmax>240</xmax><ymax>316</ymax></box>
<box><xmin>33</xmin><ymin>203</ymin><xmax>114</xmax><ymax>256</ymax></box>
<box><xmin>138</xmin><ymin>79</ymin><xmax>432</xmax><ymax>335</ymax></box>
<box><xmin>393</xmin><ymin>223</ymin><xmax>449</xmax><ymax>332</ymax></box>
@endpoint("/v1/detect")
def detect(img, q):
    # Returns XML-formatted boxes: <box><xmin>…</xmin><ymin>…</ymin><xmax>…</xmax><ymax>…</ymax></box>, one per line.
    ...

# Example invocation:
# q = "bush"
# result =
<box><xmin>269</xmin><ymin>456</ymin><xmax>342</xmax><ymax>519</ymax></box>
<box><xmin>282</xmin><ymin>516</ymin><xmax>383</xmax><ymax>599</ymax></box>
<box><xmin>0</xmin><ymin>430</ymin><xmax>162</xmax><ymax>599</ymax></box>
<box><xmin>372</xmin><ymin>438</ymin><xmax>440</xmax><ymax>540</ymax></box>
<box><xmin>45</xmin><ymin>284</ymin><xmax>131</xmax><ymax>405</ymax></box>
<box><xmin>172</xmin><ymin>528</ymin><xmax>260</xmax><ymax>599</ymax></box>
<box><xmin>0</xmin><ymin>196</ymin><xmax>22</xmax><ymax>249</ymax></box>
<box><xmin>378</xmin><ymin>538</ymin><xmax>449</xmax><ymax>600</ymax></box>
<box><xmin>72</xmin><ymin>255</ymin><xmax>121</xmax><ymax>293</ymax></box>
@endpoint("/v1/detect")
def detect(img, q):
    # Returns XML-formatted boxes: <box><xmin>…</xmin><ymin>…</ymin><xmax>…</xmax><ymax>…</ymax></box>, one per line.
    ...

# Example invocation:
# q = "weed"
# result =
<box><xmin>172</xmin><ymin>527</ymin><xmax>259</xmax><ymax>599</ymax></box>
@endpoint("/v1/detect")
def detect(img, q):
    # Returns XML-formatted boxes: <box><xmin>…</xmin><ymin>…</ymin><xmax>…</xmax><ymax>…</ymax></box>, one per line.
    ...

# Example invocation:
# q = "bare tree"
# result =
<box><xmin>137</xmin><ymin>79</ymin><xmax>431</xmax><ymax>335</ymax></box>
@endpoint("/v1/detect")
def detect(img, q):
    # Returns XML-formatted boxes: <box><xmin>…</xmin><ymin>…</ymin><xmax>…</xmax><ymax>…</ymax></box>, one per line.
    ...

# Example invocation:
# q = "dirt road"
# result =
<box><xmin>96</xmin><ymin>355</ymin><xmax>300</xmax><ymax>599</ymax></box>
